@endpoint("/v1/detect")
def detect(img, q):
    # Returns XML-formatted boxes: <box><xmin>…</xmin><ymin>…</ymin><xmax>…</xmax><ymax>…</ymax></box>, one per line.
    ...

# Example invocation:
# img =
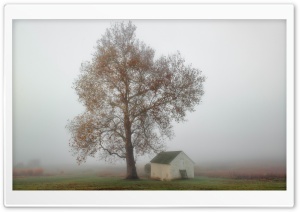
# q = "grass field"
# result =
<box><xmin>13</xmin><ymin>175</ymin><xmax>286</xmax><ymax>190</ymax></box>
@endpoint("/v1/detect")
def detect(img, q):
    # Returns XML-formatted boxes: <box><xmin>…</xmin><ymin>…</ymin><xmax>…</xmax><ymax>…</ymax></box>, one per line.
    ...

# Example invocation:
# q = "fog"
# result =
<box><xmin>12</xmin><ymin>20</ymin><xmax>286</xmax><ymax>173</ymax></box>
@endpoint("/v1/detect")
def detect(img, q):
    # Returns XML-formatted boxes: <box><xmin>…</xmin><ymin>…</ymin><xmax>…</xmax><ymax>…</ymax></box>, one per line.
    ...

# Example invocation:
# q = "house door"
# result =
<box><xmin>179</xmin><ymin>159</ymin><xmax>184</xmax><ymax>170</ymax></box>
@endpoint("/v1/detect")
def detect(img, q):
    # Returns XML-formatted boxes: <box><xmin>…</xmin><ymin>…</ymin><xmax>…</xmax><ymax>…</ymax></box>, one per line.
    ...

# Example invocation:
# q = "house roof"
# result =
<box><xmin>150</xmin><ymin>151</ymin><xmax>182</xmax><ymax>164</ymax></box>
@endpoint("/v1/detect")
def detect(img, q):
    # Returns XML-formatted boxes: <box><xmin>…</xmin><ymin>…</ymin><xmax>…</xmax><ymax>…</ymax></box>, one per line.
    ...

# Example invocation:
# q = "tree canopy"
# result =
<box><xmin>67</xmin><ymin>22</ymin><xmax>205</xmax><ymax>179</ymax></box>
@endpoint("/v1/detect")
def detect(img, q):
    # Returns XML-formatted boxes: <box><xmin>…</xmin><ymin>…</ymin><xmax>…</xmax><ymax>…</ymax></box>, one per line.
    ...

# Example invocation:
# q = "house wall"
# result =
<box><xmin>169</xmin><ymin>152</ymin><xmax>194</xmax><ymax>179</ymax></box>
<box><xmin>150</xmin><ymin>152</ymin><xmax>194</xmax><ymax>180</ymax></box>
<box><xmin>150</xmin><ymin>163</ymin><xmax>171</xmax><ymax>180</ymax></box>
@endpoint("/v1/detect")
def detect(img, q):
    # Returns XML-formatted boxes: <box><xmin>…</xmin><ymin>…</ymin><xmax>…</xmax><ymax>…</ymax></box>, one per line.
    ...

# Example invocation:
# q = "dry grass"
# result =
<box><xmin>194</xmin><ymin>165</ymin><xmax>286</xmax><ymax>180</ymax></box>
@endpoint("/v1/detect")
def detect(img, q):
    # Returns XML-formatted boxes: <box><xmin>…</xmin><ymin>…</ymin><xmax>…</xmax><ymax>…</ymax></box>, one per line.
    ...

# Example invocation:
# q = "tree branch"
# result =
<box><xmin>99</xmin><ymin>142</ymin><xmax>126</xmax><ymax>159</ymax></box>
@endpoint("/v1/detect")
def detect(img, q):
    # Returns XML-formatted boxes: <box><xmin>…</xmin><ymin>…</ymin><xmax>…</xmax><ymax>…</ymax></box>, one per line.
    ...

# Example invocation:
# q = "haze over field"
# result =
<box><xmin>13</xmin><ymin>20</ymin><xmax>286</xmax><ymax>173</ymax></box>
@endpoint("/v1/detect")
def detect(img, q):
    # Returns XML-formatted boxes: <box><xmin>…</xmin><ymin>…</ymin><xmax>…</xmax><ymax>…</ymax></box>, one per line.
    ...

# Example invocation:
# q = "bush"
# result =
<box><xmin>13</xmin><ymin>168</ymin><xmax>44</xmax><ymax>177</ymax></box>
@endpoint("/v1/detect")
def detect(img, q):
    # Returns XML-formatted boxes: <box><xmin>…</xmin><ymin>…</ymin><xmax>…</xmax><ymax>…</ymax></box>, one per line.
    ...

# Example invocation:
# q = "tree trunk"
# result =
<box><xmin>124</xmin><ymin>113</ymin><xmax>139</xmax><ymax>179</ymax></box>
<box><xmin>125</xmin><ymin>142</ymin><xmax>138</xmax><ymax>179</ymax></box>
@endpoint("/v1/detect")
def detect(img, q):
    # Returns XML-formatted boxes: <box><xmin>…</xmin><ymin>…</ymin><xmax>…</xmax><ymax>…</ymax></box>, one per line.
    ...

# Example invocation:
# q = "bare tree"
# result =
<box><xmin>67</xmin><ymin>22</ymin><xmax>205</xmax><ymax>179</ymax></box>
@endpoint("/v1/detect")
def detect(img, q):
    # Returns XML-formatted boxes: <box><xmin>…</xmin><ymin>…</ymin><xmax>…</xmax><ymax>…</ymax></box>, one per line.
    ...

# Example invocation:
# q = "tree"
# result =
<box><xmin>67</xmin><ymin>22</ymin><xmax>205</xmax><ymax>179</ymax></box>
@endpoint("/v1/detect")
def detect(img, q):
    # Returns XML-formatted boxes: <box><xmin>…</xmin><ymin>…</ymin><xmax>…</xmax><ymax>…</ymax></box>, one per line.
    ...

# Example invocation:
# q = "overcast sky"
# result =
<box><xmin>12</xmin><ymin>20</ymin><xmax>286</xmax><ymax>168</ymax></box>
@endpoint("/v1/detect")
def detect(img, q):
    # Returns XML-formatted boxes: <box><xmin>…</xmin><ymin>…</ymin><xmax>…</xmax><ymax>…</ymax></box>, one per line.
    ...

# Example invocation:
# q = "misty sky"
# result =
<box><xmin>12</xmin><ymin>20</ymin><xmax>286</xmax><ymax>168</ymax></box>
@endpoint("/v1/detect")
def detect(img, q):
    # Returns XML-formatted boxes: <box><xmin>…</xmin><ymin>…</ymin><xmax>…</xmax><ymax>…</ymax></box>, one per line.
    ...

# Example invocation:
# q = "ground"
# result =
<box><xmin>13</xmin><ymin>175</ymin><xmax>286</xmax><ymax>190</ymax></box>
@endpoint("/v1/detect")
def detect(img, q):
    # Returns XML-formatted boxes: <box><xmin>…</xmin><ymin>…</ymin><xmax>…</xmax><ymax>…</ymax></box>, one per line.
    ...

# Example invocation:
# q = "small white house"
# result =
<box><xmin>150</xmin><ymin>151</ymin><xmax>195</xmax><ymax>181</ymax></box>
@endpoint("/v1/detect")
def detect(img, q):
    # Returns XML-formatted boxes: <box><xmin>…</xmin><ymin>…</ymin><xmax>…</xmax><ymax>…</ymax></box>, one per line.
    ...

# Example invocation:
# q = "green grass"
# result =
<box><xmin>13</xmin><ymin>175</ymin><xmax>286</xmax><ymax>190</ymax></box>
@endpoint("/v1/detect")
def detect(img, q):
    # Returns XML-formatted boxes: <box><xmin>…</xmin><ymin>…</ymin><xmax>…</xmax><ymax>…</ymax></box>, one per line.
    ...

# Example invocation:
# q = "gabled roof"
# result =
<box><xmin>150</xmin><ymin>151</ymin><xmax>182</xmax><ymax>164</ymax></box>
